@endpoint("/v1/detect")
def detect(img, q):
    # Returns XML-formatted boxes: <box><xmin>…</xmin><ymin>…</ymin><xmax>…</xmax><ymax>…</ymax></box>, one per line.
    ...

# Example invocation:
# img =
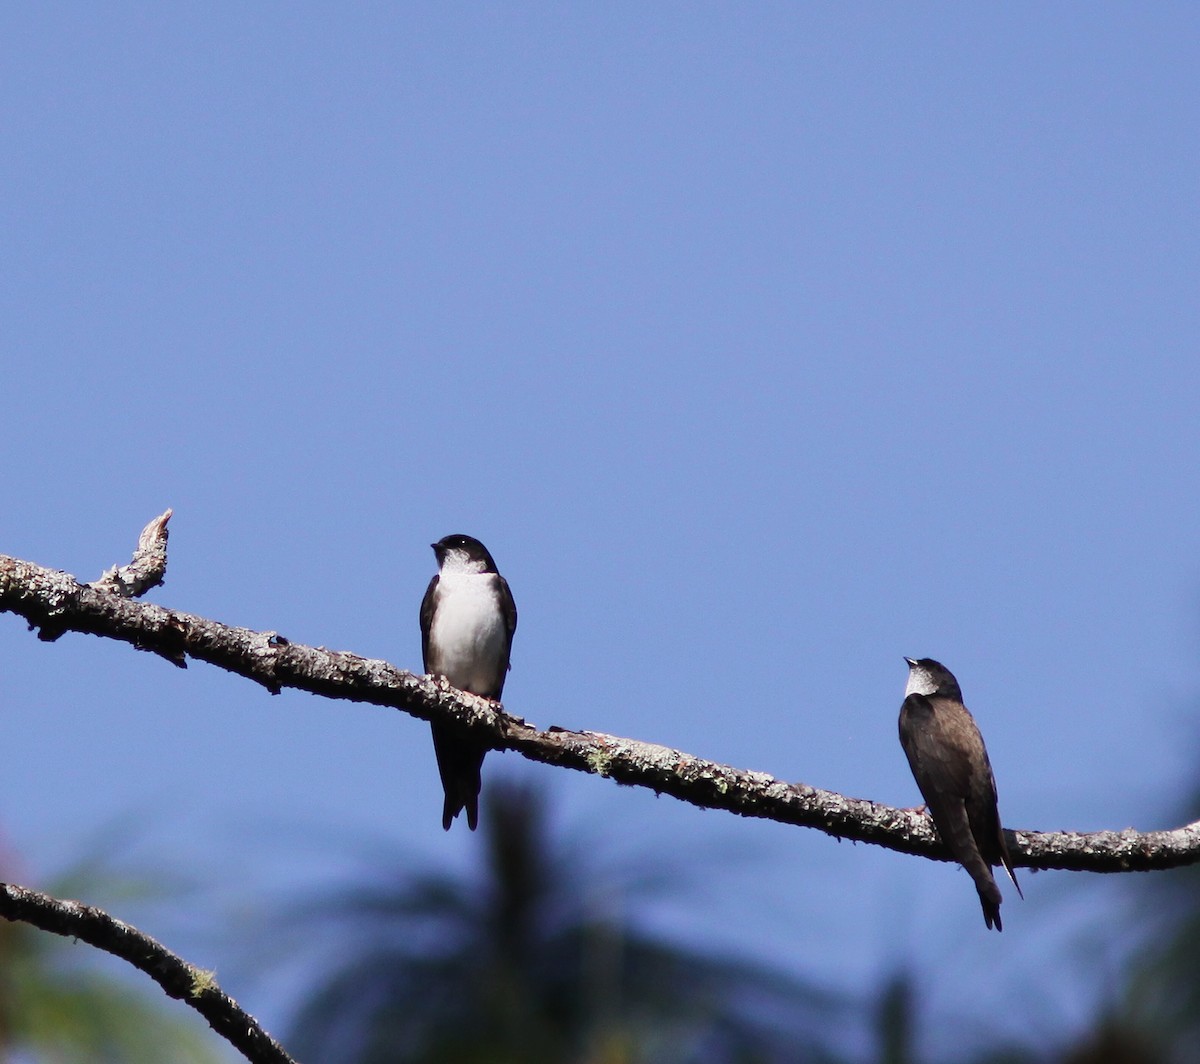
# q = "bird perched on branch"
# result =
<box><xmin>899</xmin><ymin>657</ymin><xmax>1022</xmax><ymax>930</ymax></box>
<box><xmin>420</xmin><ymin>534</ymin><xmax>517</xmax><ymax>831</ymax></box>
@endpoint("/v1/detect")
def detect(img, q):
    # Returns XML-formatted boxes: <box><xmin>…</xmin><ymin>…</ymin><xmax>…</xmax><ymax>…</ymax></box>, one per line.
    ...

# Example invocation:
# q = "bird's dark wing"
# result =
<box><xmin>419</xmin><ymin>574</ymin><xmax>439</xmax><ymax>673</ymax></box>
<box><xmin>966</xmin><ymin>754</ymin><xmax>1024</xmax><ymax>898</ymax></box>
<box><xmin>497</xmin><ymin>574</ymin><xmax>517</xmax><ymax>669</ymax></box>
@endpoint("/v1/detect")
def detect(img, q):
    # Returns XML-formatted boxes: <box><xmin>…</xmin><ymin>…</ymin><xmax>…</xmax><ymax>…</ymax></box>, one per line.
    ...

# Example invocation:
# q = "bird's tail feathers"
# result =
<box><xmin>431</xmin><ymin>724</ymin><xmax>484</xmax><ymax>832</ymax></box>
<box><xmin>967</xmin><ymin>860</ymin><xmax>1005</xmax><ymax>932</ymax></box>
<box><xmin>441</xmin><ymin>790</ymin><xmax>479</xmax><ymax>832</ymax></box>
<box><xmin>938</xmin><ymin>806</ymin><xmax>1006</xmax><ymax>932</ymax></box>
<box><xmin>979</xmin><ymin>887</ymin><xmax>1003</xmax><ymax>932</ymax></box>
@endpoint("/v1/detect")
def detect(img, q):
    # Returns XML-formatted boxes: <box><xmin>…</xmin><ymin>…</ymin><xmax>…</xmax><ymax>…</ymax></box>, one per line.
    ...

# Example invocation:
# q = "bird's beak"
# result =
<box><xmin>903</xmin><ymin>657</ymin><xmax>918</xmax><ymax>667</ymax></box>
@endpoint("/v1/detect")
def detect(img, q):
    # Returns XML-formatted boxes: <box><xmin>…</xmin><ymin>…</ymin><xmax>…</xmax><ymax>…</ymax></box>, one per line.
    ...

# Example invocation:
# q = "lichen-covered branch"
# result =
<box><xmin>1</xmin><ymin>513</ymin><xmax>1198</xmax><ymax>874</ymax></box>
<box><xmin>0</xmin><ymin>883</ymin><xmax>295</xmax><ymax>1064</ymax></box>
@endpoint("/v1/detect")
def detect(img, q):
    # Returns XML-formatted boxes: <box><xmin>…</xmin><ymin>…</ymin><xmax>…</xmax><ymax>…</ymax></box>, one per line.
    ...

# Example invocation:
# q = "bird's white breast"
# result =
<box><xmin>429</xmin><ymin>572</ymin><xmax>507</xmax><ymax>694</ymax></box>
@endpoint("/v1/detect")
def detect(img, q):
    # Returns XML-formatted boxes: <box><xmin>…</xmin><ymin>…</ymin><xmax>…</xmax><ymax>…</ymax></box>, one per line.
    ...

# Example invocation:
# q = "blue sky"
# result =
<box><xmin>2</xmin><ymin>4</ymin><xmax>1199</xmax><ymax>1058</ymax></box>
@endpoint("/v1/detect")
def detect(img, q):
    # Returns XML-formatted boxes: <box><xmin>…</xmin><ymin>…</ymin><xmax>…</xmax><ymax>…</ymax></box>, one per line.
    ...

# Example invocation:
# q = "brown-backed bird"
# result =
<box><xmin>899</xmin><ymin>657</ymin><xmax>1022</xmax><ymax>930</ymax></box>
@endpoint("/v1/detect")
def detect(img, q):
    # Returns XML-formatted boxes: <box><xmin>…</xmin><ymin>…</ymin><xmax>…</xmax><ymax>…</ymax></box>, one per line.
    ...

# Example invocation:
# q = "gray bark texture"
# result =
<box><xmin>2</xmin><ymin>510</ymin><xmax>1196</xmax><ymax>875</ymax></box>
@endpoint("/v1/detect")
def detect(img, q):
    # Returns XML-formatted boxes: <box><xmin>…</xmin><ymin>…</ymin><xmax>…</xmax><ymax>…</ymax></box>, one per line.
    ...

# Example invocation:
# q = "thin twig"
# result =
<box><xmin>89</xmin><ymin>509</ymin><xmax>172</xmax><ymax>598</ymax></box>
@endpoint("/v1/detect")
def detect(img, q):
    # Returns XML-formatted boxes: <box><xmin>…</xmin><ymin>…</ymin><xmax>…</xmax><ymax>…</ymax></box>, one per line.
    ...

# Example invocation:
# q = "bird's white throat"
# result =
<box><xmin>905</xmin><ymin>666</ymin><xmax>938</xmax><ymax>697</ymax></box>
<box><xmin>439</xmin><ymin>549</ymin><xmax>489</xmax><ymax>576</ymax></box>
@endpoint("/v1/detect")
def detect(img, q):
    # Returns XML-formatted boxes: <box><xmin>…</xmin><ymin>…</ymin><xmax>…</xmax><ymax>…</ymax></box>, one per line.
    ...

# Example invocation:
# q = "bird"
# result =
<box><xmin>899</xmin><ymin>657</ymin><xmax>1022</xmax><ymax>931</ymax></box>
<box><xmin>419</xmin><ymin>534</ymin><xmax>517</xmax><ymax>831</ymax></box>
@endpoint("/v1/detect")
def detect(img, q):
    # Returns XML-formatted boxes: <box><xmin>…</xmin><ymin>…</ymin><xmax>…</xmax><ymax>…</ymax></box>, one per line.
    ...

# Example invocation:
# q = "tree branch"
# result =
<box><xmin>2</xmin><ymin>512</ymin><xmax>1198</xmax><ymax>874</ymax></box>
<box><xmin>89</xmin><ymin>509</ymin><xmax>172</xmax><ymax>598</ymax></box>
<box><xmin>0</xmin><ymin>882</ymin><xmax>296</xmax><ymax>1064</ymax></box>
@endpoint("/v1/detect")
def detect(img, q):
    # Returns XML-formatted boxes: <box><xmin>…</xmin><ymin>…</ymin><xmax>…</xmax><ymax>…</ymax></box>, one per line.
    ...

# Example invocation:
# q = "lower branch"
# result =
<box><xmin>0</xmin><ymin>883</ymin><xmax>295</xmax><ymax>1064</ymax></box>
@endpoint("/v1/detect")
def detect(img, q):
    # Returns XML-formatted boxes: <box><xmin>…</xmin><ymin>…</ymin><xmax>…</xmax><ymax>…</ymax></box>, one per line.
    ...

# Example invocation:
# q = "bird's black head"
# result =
<box><xmin>431</xmin><ymin>534</ymin><xmax>499</xmax><ymax>574</ymax></box>
<box><xmin>903</xmin><ymin>657</ymin><xmax>963</xmax><ymax>701</ymax></box>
